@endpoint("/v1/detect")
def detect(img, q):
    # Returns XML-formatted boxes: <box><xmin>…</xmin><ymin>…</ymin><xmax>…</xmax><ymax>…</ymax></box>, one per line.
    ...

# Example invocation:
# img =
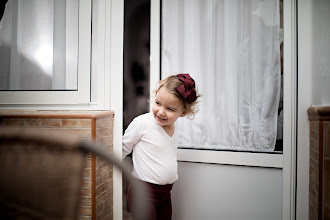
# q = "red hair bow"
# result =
<box><xmin>176</xmin><ymin>74</ymin><xmax>197</xmax><ymax>104</ymax></box>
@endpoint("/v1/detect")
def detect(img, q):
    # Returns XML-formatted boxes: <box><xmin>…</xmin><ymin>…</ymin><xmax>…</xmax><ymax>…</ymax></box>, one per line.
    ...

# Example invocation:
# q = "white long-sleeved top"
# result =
<box><xmin>122</xmin><ymin>113</ymin><xmax>178</xmax><ymax>185</ymax></box>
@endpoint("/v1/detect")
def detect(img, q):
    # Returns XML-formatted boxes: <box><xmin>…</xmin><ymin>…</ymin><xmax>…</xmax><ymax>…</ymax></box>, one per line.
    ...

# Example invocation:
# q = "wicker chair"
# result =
<box><xmin>0</xmin><ymin>128</ymin><xmax>146</xmax><ymax>220</ymax></box>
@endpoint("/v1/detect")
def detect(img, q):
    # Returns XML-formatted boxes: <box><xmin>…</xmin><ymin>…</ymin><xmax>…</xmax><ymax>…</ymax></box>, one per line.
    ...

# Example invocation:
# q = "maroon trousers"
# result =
<box><xmin>127</xmin><ymin>179</ymin><xmax>174</xmax><ymax>220</ymax></box>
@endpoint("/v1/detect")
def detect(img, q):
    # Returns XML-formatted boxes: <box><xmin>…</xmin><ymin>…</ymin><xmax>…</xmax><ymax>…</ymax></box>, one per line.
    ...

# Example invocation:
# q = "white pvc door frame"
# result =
<box><xmin>150</xmin><ymin>0</ymin><xmax>298</xmax><ymax>219</ymax></box>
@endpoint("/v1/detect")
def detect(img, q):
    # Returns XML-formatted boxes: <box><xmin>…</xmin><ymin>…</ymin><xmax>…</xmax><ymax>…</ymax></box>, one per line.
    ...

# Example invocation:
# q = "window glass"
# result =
<box><xmin>0</xmin><ymin>0</ymin><xmax>78</xmax><ymax>91</ymax></box>
<box><xmin>161</xmin><ymin>0</ymin><xmax>282</xmax><ymax>152</ymax></box>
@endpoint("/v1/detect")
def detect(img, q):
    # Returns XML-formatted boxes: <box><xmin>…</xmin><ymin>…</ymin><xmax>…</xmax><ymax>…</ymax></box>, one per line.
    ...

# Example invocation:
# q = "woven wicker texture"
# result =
<box><xmin>0</xmin><ymin>128</ymin><xmax>147</xmax><ymax>220</ymax></box>
<box><xmin>0</xmin><ymin>128</ymin><xmax>84</xmax><ymax>219</ymax></box>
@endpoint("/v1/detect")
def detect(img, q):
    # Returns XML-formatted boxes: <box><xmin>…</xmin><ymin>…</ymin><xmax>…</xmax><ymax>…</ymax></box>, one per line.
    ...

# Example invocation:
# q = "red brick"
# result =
<box><xmin>96</xmin><ymin>117</ymin><xmax>113</xmax><ymax>128</ymax></box>
<box><xmin>4</xmin><ymin>119</ymin><xmax>25</xmax><ymax>127</ymax></box>
<box><xmin>82</xmin><ymin>178</ymin><xmax>92</xmax><ymax>188</ymax></box>
<box><xmin>79</xmin><ymin>206</ymin><xmax>92</xmax><ymax>215</ymax></box>
<box><xmin>81</xmin><ymin>187</ymin><xmax>92</xmax><ymax>197</ymax></box>
<box><xmin>80</xmin><ymin>197</ymin><xmax>92</xmax><ymax>206</ymax></box>
<box><xmin>61</xmin><ymin>119</ymin><xmax>91</xmax><ymax>128</ymax></box>
<box><xmin>85</xmin><ymin>168</ymin><xmax>92</xmax><ymax>178</ymax></box>
<box><xmin>61</xmin><ymin>128</ymin><xmax>91</xmax><ymax>138</ymax></box>
<box><xmin>96</xmin><ymin>181</ymin><xmax>109</xmax><ymax>196</ymax></box>
<box><xmin>41</xmin><ymin>119</ymin><xmax>61</xmax><ymax>128</ymax></box>
<box><xmin>78</xmin><ymin>216</ymin><xmax>92</xmax><ymax>220</ymax></box>
<box><xmin>96</xmin><ymin>127</ymin><xmax>111</xmax><ymax>138</ymax></box>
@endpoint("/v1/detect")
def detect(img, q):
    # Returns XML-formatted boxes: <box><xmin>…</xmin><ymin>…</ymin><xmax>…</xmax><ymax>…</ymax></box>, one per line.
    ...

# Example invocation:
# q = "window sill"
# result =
<box><xmin>177</xmin><ymin>148</ymin><xmax>283</xmax><ymax>168</ymax></box>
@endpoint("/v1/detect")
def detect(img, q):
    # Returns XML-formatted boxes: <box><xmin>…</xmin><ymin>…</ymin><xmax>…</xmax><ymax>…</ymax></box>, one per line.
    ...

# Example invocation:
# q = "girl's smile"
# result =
<box><xmin>156</xmin><ymin>115</ymin><xmax>166</xmax><ymax>122</ymax></box>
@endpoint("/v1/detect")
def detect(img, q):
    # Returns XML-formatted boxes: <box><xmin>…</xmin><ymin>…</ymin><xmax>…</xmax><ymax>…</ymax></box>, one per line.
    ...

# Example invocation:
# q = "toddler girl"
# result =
<box><xmin>122</xmin><ymin>74</ymin><xmax>200</xmax><ymax>220</ymax></box>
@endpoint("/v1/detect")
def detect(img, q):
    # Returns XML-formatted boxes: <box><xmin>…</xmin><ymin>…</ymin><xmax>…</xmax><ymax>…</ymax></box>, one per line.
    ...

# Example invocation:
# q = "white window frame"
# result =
<box><xmin>296</xmin><ymin>0</ymin><xmax>312</xmax><ymax>218</ymax></box>
<box><xmin>0</xmin><ymin>1</ymin><xmax>125</xmax><ymax>219</ymax></box>
<box><xmin>150</xmin><ymin>0</ymin><xmax>297</xmax><ymax>219</ymax></box>
<box><xmin>0</xmin><ymin>0</ymin><xmax>92</xmax><ymax>105</ymax></box>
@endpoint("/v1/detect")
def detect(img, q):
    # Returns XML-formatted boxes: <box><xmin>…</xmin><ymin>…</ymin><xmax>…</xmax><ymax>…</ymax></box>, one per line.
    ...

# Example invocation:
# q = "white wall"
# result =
<box><xmin>172</xmin><ymin>162</ymin><xmax>283</xmax><ymax>220</ymax></box>
<box><xmin>296</xmin><ymin>0</ymin><xmax>330</xmax><ymax>218</ymax></box>
<box><xmin>296</xmin><ymin>0</ymin><xmax>312</xmax><ymax>218</ymax></box>
<box><xmin>311</xmin><ymin>0</ymin><xmax>330</xmax><ymax>105</ymax></box>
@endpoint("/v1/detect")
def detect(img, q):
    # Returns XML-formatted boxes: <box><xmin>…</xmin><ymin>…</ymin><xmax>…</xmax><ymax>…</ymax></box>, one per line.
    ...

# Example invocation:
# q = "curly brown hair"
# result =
<box><xmin>153</xmin><ymin>75</ymin><xmax>201</xmax><ymax>119</ymax></box>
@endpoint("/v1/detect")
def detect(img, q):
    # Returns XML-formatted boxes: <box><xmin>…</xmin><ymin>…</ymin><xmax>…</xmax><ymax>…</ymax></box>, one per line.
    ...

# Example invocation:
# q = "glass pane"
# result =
<box><xmin>161</xmin><ymin>0</ymin><xmax>282</xmax><ymax>152</ymax></box>
<box><xmin>0</xmin><ymin>0</ymin><xmax>79</xmax><ymax>90</ymax></box>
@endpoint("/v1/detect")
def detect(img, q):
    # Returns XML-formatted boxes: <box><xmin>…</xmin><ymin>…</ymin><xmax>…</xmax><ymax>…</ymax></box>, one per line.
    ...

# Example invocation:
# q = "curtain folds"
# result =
<box><xmin>162</xmin><ymin>0</ymin><xmax>281</xmax><ymax>152</ymax></box>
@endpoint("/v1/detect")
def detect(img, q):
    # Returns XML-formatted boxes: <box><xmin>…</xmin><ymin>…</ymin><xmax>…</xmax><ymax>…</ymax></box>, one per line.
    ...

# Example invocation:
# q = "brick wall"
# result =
<box><xmin>95</xmin><ymin>116</ymin><xmax>114</xmax><ymax>219</ymax></box>
<box><xmin>309</xmin><ymin>120</ymin><xmax>320</xmax><ymax>220</ymax></box>
<box><xmin>0</xmin><ymin>110</ymin><xmax>114</xmax><ymax>220</ymax></box>
<box><xmin>323</xmin><ymin>121</ymin><xmax>330</xmax><ymax>219</ymax></box>
<box><xmin>308</xmin><ymin>107</ymin><xmax>330</xmax><ymax>220</ymax></box>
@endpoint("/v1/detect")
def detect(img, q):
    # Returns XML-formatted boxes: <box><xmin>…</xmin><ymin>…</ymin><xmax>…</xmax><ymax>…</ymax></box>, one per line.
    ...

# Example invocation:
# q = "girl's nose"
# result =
<box><xmin>159</xmin><ymin>108</ymin><xmax>165</xmax><ymax>115</ymax></box>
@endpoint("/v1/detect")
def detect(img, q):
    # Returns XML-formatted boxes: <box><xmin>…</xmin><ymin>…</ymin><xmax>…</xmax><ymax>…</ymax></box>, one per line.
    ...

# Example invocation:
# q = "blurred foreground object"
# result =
<box><xmin>0</xmin><ymin>128</ymin><xmax>146</xmax><ymax>220</ymax></box>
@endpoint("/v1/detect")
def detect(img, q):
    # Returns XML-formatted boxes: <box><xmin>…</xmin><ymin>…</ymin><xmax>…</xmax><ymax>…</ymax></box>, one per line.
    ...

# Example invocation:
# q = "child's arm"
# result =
<box><xmin>122</xmin><ymin>117</ymin><xmax>142</xmax><ymax>159</ymax></box>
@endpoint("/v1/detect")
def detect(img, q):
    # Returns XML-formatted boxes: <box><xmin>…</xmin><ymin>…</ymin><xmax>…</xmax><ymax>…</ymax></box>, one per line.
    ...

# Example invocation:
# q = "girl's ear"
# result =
<box><xmin>180</xmin><ymin>111</ymin><xmax>187</xmax><ymax>117</ymax></box>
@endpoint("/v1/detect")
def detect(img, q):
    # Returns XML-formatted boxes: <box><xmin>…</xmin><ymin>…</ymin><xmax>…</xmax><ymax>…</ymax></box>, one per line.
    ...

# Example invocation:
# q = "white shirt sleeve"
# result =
<box><xmin>122</xmin><ymin>117</ymin><xmax>142</xmax><ymax>159</ymax></box>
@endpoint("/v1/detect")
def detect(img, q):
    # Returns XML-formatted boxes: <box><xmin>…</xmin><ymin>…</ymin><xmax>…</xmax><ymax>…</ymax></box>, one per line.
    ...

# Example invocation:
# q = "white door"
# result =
<box><xmin>150</xmin><ymin>0</ymin><xmax>298</xmax><ymax>219</ymax></box>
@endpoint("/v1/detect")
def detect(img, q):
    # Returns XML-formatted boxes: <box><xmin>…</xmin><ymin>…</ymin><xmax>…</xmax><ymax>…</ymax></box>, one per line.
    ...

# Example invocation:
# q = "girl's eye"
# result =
<box><xmin>168</xmin><ymin>108</ymin><xmax>174</xmax><ymax>112</ymax></box>
<box><xmin>156</xmin><ymin>101</ymin><xmax>160</xmax><ymax>105</ymax></box>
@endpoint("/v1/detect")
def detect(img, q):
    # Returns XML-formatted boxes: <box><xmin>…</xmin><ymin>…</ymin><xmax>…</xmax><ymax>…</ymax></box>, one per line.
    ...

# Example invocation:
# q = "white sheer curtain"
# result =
<box><xmin>0</xmin><ymin>0</ymin><xmax>78</xmax><ymax>90</ymax></box>
<box><xmin>162</xmin><ymin>0</ymin><xmax>281</xmax><ymax>152</ymax></box>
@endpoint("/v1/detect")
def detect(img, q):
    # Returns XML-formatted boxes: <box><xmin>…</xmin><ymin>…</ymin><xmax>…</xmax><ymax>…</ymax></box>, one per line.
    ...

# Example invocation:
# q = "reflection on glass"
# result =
<box><xmin>0</xmin><ymin>0</ymin><xmax>79</xmax><ymax>91</ymax></box>
<box><xmin>34</xmin><ymin>45</ymin><xmax>53</xmax><ymax>73</ymax></box>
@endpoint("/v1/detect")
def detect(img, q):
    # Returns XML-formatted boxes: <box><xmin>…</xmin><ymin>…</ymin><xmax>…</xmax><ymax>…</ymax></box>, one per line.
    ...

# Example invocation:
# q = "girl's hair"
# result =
<box><xmin>153</xmin><ymin>75</ymin><xmax>201</xmax><ymax>119</ymax></box>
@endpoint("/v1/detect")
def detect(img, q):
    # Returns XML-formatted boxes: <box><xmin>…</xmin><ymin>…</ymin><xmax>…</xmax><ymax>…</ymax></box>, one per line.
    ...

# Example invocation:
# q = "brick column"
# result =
<box><xmin>308</xmin><ymin>106</ymin><xmax>330</xmax><ymax>220</ymax></box>
<box><xmin>0</xmin><ymin>110</ymin><xmax>115</xmax><ymax>220</ymax></box>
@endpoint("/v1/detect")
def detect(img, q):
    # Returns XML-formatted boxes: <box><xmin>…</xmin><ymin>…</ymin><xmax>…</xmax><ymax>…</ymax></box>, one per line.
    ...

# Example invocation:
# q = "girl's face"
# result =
<box><xmin>152</xmin><ymin>86</ymin><xmax>186</xmax><ymax>128</ymax></box>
